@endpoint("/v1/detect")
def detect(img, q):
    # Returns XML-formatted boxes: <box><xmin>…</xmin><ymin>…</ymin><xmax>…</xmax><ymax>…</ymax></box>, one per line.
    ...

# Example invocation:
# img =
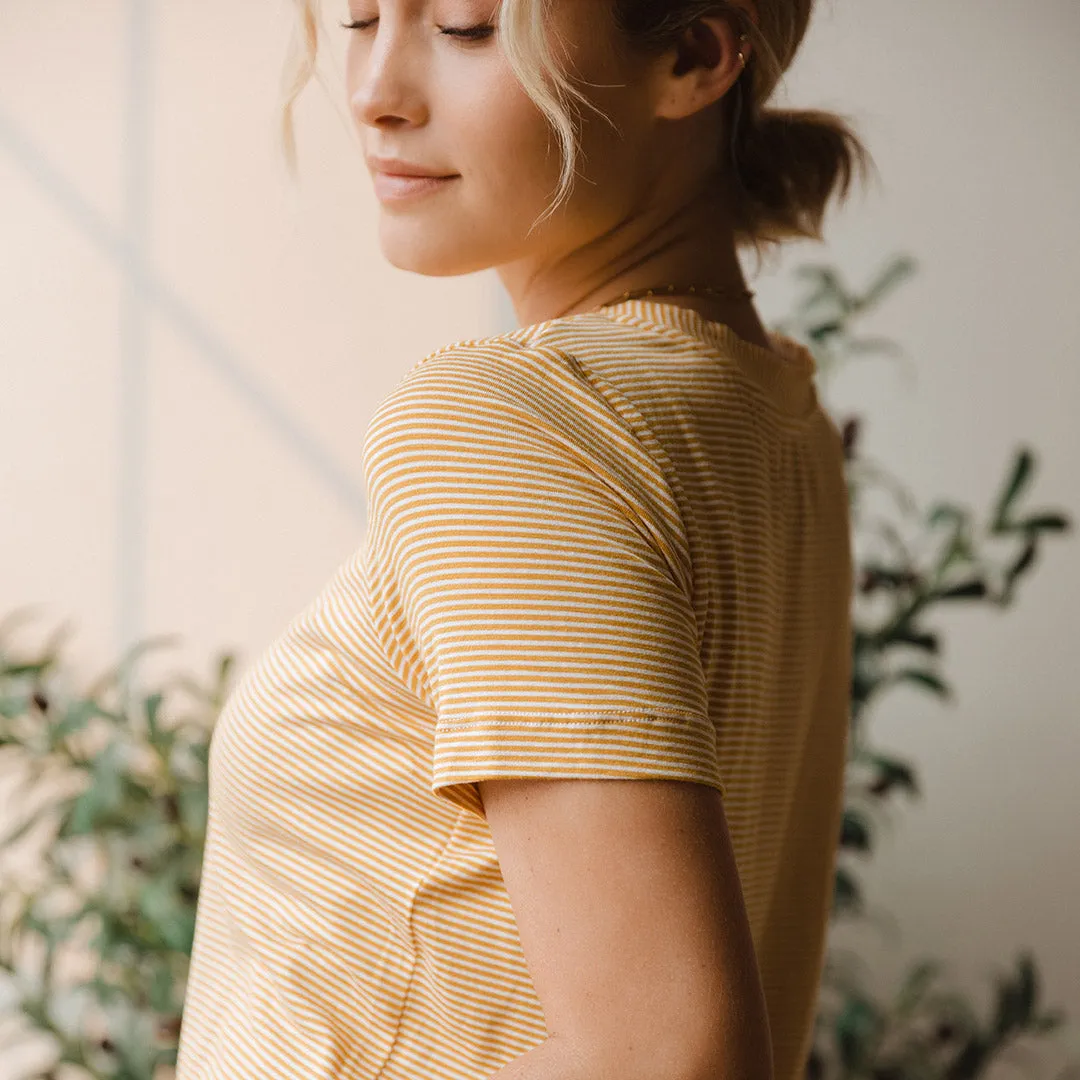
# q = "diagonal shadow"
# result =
<box><xmin>0</xmin><ymin>104</ymin><xmax>367</xmax><ymax>518</ymax></box>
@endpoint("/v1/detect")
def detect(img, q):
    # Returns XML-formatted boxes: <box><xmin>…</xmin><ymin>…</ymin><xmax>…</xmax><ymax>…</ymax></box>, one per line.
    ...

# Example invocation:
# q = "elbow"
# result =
<box><xmin>677</xmin><ymin>1007</ymin><xmax>776</xmax><ymax>1080</ymax></box>
<box><xmin>583</xmin><ymin>1023</ymin><xmax>774</xmax><ymax>1080</ymax></box>
<box><xmin>687</xmin><ymin>1051</ymin><xmax>774</xmax><ymax>1080</ymax></box>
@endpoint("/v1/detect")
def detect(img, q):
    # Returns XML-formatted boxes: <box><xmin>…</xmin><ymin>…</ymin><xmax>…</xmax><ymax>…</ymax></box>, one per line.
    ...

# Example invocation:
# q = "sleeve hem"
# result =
<box><xmin>431</xmin><ymin>711</ymin><xmax>727</xmax><ymax>820</ymax></box>
<box><xmin>433</xmin><ymin>707</ymin><xmax>709</xmax><ymax>729</ymax></box>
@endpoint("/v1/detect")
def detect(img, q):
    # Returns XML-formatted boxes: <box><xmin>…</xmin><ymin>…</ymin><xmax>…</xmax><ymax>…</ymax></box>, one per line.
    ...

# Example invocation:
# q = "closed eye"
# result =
<box><xmin>340</xmin><ymin>18</ymin><xmax>495</xmax><ymax>41</ymax></box>
<box><xmin>441</xmin><ymin>23</ymin><xmax>496</xmax><ymax>40</ymax></box>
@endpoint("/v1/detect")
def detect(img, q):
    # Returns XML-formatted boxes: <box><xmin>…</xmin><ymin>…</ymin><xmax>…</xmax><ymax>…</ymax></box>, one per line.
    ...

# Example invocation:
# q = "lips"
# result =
<box><xmin>372</xmin><ymin>172</ymin><xmax>459</xmax><ymax>201</ymax></box>
<box><xmin>367</xmin><ymin>155</ymin><xmax>457</xmax><ymax>178</ymax></box>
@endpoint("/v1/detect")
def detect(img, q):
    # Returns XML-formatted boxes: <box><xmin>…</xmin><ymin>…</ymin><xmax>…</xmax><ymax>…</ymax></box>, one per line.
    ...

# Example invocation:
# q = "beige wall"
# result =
<box><xmin>1</xmin><ymin>0</ymin><xmax>1077</xmax><ymax>1073</ymax></box>
<box><xmin>1</xmin><ymin>0</ymin><xmax>498</xmax><ymax>686</ymax></box>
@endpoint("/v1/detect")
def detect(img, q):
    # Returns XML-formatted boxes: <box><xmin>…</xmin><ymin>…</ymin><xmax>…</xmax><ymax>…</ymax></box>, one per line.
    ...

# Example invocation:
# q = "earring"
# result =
<box><xmin>737</xmin><ymin>32</ymin><xmax>749</xmax><ymax>67</ymax></box>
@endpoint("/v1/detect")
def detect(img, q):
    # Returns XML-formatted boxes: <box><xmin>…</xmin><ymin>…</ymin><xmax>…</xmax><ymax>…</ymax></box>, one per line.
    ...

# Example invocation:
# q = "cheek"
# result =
<box><xmin>461</xmin><ymin>68</ymin><xmax>647</xmax><ymax>231</ymax></box>
<box><xmin>455</xmin><ymin>73</ymin><xmax>563</xmax><ymax>206</ymax></box>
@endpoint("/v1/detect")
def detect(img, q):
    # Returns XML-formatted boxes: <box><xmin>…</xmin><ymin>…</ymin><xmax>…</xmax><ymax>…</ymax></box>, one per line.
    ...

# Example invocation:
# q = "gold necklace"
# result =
<box><xmin>592</xmin><ymin>283</ymin><xmax>755</xmax><ymax>311</ymax></box>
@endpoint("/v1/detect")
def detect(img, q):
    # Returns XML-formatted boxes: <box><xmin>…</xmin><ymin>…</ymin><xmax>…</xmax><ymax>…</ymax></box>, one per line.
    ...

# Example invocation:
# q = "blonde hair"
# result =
<box><xmin>280</xmin><ymin>0</ymin><xmax>874</xmax><ymax>261</ymax></box>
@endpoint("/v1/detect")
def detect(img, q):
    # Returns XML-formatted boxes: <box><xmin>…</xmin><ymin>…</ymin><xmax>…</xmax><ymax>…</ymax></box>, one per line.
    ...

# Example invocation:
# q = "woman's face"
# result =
<box><xmin>344</xmin><ymin>0</ymin><xmax>669</xmax><ymax>282</ymax></box>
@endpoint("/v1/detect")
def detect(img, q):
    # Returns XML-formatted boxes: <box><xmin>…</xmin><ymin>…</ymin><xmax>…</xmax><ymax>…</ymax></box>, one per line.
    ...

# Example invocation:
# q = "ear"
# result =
<box><xmin>652</xmin><ymin>12</ymin><xmax>750</xmax><ymax>122</ymax></box>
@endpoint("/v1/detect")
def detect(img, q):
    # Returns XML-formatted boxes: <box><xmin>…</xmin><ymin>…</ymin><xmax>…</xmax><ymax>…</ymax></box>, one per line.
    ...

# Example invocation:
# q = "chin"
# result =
<box><xmin>377</xmin><ymin>218</ymin><xmax>503</xmax><ymax>278</ymax></box>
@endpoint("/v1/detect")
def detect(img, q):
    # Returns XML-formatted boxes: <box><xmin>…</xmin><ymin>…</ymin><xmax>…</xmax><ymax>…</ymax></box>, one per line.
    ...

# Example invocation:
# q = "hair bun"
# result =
<box><xmin>730</xmin><ymin>105</ymin><xmax>874</xmax><ymax>249</ymax></box>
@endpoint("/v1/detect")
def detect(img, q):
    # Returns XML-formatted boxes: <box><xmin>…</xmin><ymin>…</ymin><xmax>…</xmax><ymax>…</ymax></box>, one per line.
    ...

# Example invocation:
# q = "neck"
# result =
<box><xmin>496</xmin><ymin>174</ymin><xmax>759</xmax><ymax>330</ymax></box>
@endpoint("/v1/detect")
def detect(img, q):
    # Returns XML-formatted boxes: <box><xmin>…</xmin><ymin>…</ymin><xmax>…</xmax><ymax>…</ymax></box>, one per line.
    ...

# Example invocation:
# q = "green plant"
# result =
<box><xmin>778</xmin><ymin>258</ymin><xmax>1076</xmax><ymax>1080</ymax></box>
<box><xmin>0</xmin><ymin>258</ymin><xmax>1074</xmax><ymax>1080</ymax></box>
<box><xmin>0</xmin><ymin>620</ymin><xmax>234</xmax><ymax>1079</ymax></box>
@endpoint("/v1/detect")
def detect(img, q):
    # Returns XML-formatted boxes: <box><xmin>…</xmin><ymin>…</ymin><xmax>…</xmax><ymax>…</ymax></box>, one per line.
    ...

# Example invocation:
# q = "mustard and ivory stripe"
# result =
<box><xmin>176</xmin><ymin>298</ymin><xmax>853</xmax><ymax>1080</ymax></box>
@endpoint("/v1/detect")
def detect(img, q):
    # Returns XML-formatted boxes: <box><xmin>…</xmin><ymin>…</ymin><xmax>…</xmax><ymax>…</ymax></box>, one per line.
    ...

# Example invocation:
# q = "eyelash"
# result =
<box><xmin>340</xmin><ymin>18</ymin><xmax>495</xmax><ymax>42</ymax></box>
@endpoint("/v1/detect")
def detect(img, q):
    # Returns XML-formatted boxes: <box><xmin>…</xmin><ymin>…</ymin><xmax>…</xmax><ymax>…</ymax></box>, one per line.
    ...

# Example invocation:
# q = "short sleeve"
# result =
<box><xmin>361</xmin><ymin>343</ymin><xmax>725</xmax><ymax>821</ymax></box>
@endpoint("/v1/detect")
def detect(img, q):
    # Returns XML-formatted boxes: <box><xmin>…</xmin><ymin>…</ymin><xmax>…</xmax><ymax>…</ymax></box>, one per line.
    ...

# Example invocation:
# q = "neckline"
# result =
<box><xmin>586</xmin><ymin>298</ymin><xmax>820</xmax><ymax>421</ymax></box>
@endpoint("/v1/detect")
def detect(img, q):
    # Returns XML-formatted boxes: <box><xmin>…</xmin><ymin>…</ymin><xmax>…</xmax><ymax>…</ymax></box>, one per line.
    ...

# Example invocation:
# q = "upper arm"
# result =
<box><xmin>362</xmin><ymin>344</ymin><xmax>769</xmax><ymax>1074</ymax></box>
<box><xmin>478</xmin><ymin>775</ymin><xmax>775</xmax><ymax>1080</ymax></box>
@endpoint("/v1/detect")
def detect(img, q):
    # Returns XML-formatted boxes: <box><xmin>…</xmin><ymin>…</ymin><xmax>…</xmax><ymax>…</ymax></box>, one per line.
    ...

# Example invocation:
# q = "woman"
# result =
<box><xmin>175</xmin><ymin>2</ymin><xmax>871</xmax><ymax>1079</ymax></box>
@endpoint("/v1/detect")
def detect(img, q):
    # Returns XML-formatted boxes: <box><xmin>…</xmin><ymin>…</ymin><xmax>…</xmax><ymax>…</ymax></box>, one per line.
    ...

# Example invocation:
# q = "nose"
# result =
<box><xmin>348</xmin><ymin>25</ymin><xmax>428</xmax><ymax>130</ymax></box>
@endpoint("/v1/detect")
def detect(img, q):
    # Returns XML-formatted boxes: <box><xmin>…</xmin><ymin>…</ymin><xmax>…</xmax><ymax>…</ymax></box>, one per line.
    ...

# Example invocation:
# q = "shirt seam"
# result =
<box><xmin>435</xmin><ymin>709</ymin><xmax>711</xmax><ymax>729</ymax></box>
<box><xmin>583</xmin><ymin>310</ymin><xmax>820</xmax><ymax>428</ymax></box>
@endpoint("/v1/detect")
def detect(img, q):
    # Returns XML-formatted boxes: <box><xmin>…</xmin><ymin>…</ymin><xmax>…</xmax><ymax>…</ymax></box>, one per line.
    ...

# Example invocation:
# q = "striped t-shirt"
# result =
<box><xmin>175</xmin><ymin>297</ymin><xmax>854</xmax><ymax>1080</ymax></box>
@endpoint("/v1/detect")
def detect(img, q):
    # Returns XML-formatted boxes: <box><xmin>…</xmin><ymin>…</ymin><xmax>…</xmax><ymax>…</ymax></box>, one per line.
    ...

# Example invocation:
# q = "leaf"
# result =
<box><xmin>59</xmin><ymin>793</ymin><xmax>95</xmax><ymax>840</ymax></box>
<box><xmin>147</xmin><ymin>961</ymin><xmax>176</xmax><ymax>1014</ymax></box>
<box><xmin>1029</xmin><ymin>1008</ymin><xmax>1067</xmax><ymax>1033</ymax></box>
<box><xmin>992</xmin><ymin>448</ymin><xmax>1035</xmax><ymax>530</ymax></box>
<box><xmin>809</xmin><ymin>320</ymin><xmax>845</xmax><ymax>343</ymax></box>
<box><xmin>935</xmin><ymin>578</ymin><xmax>988</xmax><ymax>601</ymax></box>
<box><xmin>885</xmin><ymin>624</ymin><xmax>941</xmax><ymax>655</ymax></box>
<box><xmin>858</xmin><ymin>255</ymin><xmax>919</xmax><ymax>309</ymax></box>
<box><xmin>50</xmin><ymin>698</ymin><xmax>103</xmax><ymax>741</ymax></box>
<box><xmin>1</xmin><ymin>661</ymin><xmax>52</xmax><ymax>679</ymax></box>
<box><xmin>865</xmin><ymin>753</ymin><xmax>920</xmax><ymax>797</ymax></box>
<box><xmin>937</xmin><ymin>531</ymin><xmax>977</xmax><ymax>575</ymax></box>
<box><xmin>1004</xmin><ymin>537</ymin><xmax>1039</xmax><ymax>589</ymax></box>
<box><xmin>178</xmin><ymin>784</ymin><xmax>209</xmax><ymax>836</ymax></box>
<box><xmin>70</xmin><ymin>973</ymin><xmax>130</xmax><ymax>1008</ymax></box>
<box><xmin>62</xmin><ymin>747</ymin><xmax>125</xmax><ymax>836</ymax></box>
<box><xmin>840</xmin><ymin>809</ymin><xmax>872</xmax><ymax>852</ymax></box>
<box><xmin>215</xmin><ymin>652</ymin><xmax>237</xmax><ymax>688</ymax></box>
<box><xmin>893</xmin><ymin>958</ymin><xmax>945</xmax><ymax>1017</ymax></box>
<box><xmin>835</xmin><ymin>995</ymin><xmax>882</xmax><ymax>1071</ymax></box>
<box><xmin>927</xmin><ymin>502</ymin><xmax>970</xmax><ymax>529</ymax></box>
<box><xmin>137</xmin><ymin>877</ymin><xmax>185</xmax><ymax>938</ymax></box>
<box><xmin>0</xmin><ymin>692</ymin><xmax>29</xmax><ymax>720</ymax></box>
<box><xmin>948</xmin><ymin>1036</ymin><xmax>991</xmax><ymax>1080</ymax></box>
<box><xmin>859</xmin><ymin>562</ymin><xmax>922</xmax><ymax>592</ymax></box>
<box><xmin>1015</xmin><ymin>953</ymin><xmax>1039</xmax><ymax>1019</ymax></box>
<box><xmin>833</xmin><ymin>867</ymin><xmax>863</xmax><ymax>916</ymax></box>
<box><xmin>851</xmin><ymin>655</ymin><xmax>879</xmax><ymax>708</ymax></box>
<box><xmin>144</xmin><ymin>692</ymin><xmax>164</xmax><ymax>742</ymax></box>
<box><xmin>992</xmin><ymin>955</ymin><xmax>1038</xmax><ymax>1037</ymax></box>
<box><xmin>1018</xmin><ymin>512</ymin><xmax>1072</xmax><ymax>533</ymax></box>
<box><xmin>888</xmin><ymin>668</ymin><xmax>952</xmax><ymax>700</ymax></box>
<box><xmin>164</xmin><ymin>909</ymin><xmax>197</xmax><ymax>954</ymax></box>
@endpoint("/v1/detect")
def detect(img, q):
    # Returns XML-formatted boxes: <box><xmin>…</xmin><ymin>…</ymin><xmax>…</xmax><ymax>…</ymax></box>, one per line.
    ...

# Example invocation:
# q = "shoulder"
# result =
<box><xmin>359</xmin><ymin>329</ymin><xmax>566</xmax><ymax>493</ymax></box>
<box><xmin>360</xmin><ymin>320</ymin><xmax>697</xmax><ymax>600</ymax></box>
<box><xmin>362</xmin><ymin>320</ymin><xmax>607</xmax><ymax>459</ymax></box>
<box><xmin>385</xmin><ymin>309</ymin><xmax>627</xmax><ymax>404</ymax></box>
<box><xmin>397</xmin><ymin>316</ymin><xmax>601</xmax><ymax>398</ymax></box>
